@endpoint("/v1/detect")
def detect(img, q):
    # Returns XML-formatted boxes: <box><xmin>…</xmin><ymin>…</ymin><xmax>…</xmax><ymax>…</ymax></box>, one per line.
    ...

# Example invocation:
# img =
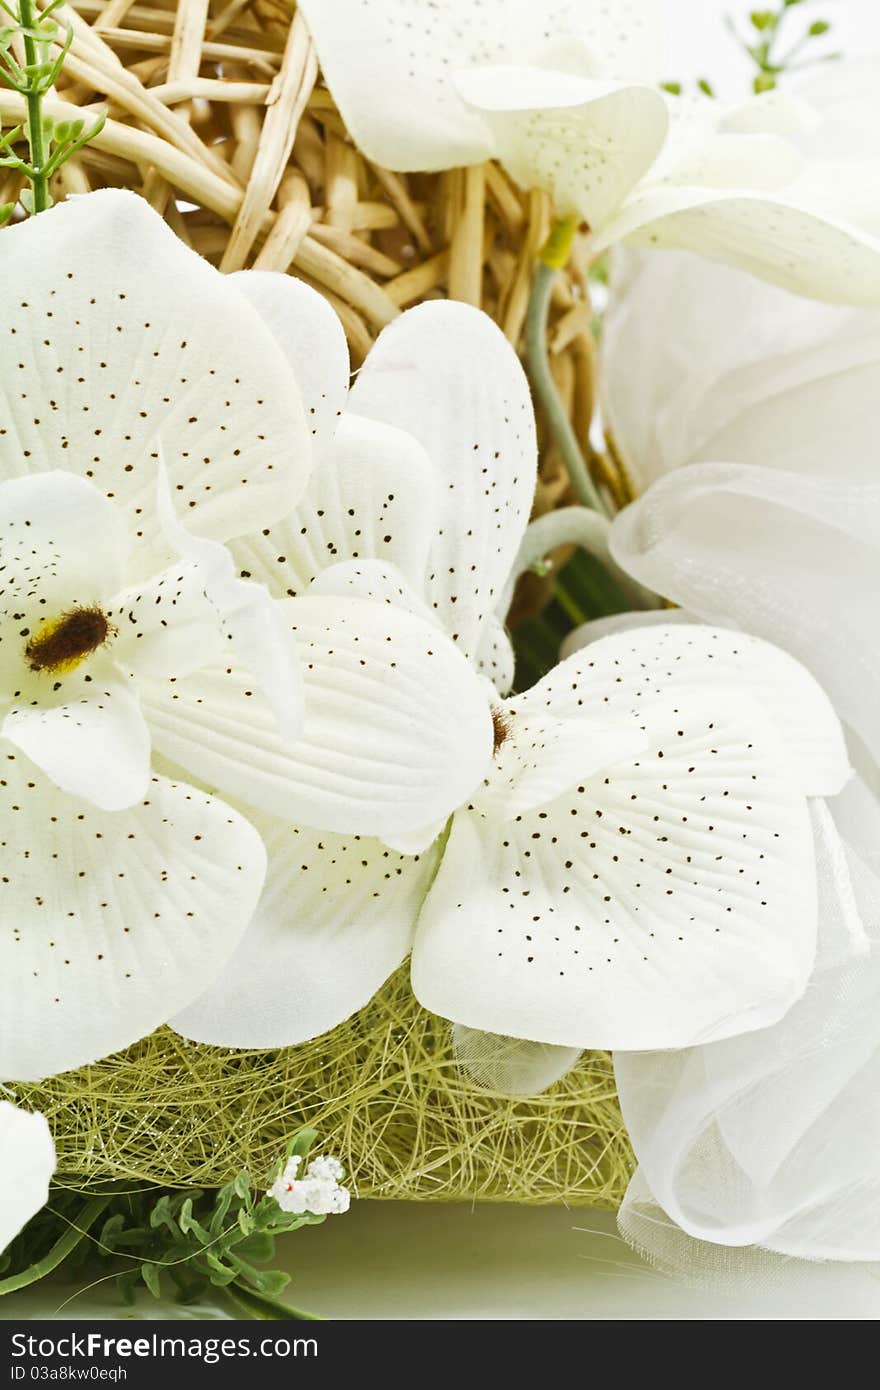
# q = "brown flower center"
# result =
<box><xmin>492</xmin><ymin>706</ymin><xmax>512</xmax><ymax>755</ymax></box>
<box><xmin>25</xmin><ymin>606</ymin><xmax>114</xmax><ymax>675</ymax></box>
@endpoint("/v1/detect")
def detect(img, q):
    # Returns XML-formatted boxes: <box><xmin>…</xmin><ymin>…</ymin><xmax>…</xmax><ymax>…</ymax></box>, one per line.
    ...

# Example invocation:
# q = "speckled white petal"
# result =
<box><xmin>297</xmin><ymin>0</ymin><xmax>665</xmax><ymax>170</ymax></box>
<box><xmin>308</xmin><ymin>558</ymin><xmax>434</xmax><ymax>622</ymax></box>
<box><xmin>0</xmin><ymin>755</ymin><xmax>266</xmax><ymax>1081</ymax></box>
<box><xmin>610</xmin><ymin>465</ymin><xmax>880</xmax><ymax>769</ymax></box>
<box><xmin>0</xmin><ymin>1102</ymin><xmax>55</xmax><ymax>1252</ymax></box>
<box><xmin>451</xmin><ymin>1025</ymin><xmax>581</xmax><ymax>1097</ymax></box>
<box><xmin>349</xmin><ymin>301</ymin><xmax>537</xmax><ymax>662</ymax></box>
<box><xmin>481</xmin><ymin>711</ymin><xmax>648</xmax><ymax>820</ymax></box>
<box><xmin>596</xmin><ymin>186</ymin><xmax>880</xmax><ymax>305</ymax></box>
<box><xmin>559</xmin><ymin>619</ymin><xmax>849</xmax><ymax>798</ymax></box>
<box><xmin>0</xmin><ymin>191</ymin><xmax>310</xmax><ymax>568</ymax></box>
<box><xmin>109</xmin><ymin>563</ymin><xmax>224</xmax><ymax>681</ymax></box>
<box><xmin>3</xmin><ymin>674</ymin><xmax>150</xmax><ymax>812</ymax></box>
<box><xmin>382</xmin><ymin>818</ymin><xmax>448</xmax><ymax>857</ymax></box>
<box><xmin>560</xmin><ymin>609</ymin><xmax>694</xmax><ymax>658</ymax></box>
<box><xmin>231</xmin><ymin>413</ymin><xmax>436</xmax><ymax>601</ymax></box>
<box><xmin>412</xmin><ymin>690</ymin><xmax>816</xmax><ymax>1051</ymax></box>
<box><xmin>140</xmin><ymin>595</ymin><xmax>493</xmax><ymax>837</ymax></box>
<box><xmin>456</xmin><ymin>66</ymin><xmax>667</xmax><ymax>226</ymax></box>
<box><xmin>0</xmin><ymin>473</ymin><xmax>128</xmax><ymax>689</ymax></box>
<box><xmin>229</xmin><ymin>270</ymin><xmax>350</xmax><ymax>463</ymax></box>
<box><xmin>474</xmin><ymin>613</ymin><xmax>515</xmax><ymax>697</ymax></box>
<box><xmin>172</xmin><ymin>817</ymin><xmax>436</xmax><ymax>1047</ymax></box>
<box><xmin>156</xmin><ymin>458</ymin><xmax>302</xmax><ymax>740</ymax></box>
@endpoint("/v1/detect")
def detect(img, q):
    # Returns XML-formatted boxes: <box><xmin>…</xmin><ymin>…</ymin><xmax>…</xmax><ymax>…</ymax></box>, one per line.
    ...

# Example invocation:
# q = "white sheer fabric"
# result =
<box><xmin>451</xmin><ymin>1025</ymin><xmax>581</xmax><ymax>1097</ymax></box>
<box><xmin>615</xmin><ymin>780</ymin><xmax>880</xmax><ymax>1271</ymax></box>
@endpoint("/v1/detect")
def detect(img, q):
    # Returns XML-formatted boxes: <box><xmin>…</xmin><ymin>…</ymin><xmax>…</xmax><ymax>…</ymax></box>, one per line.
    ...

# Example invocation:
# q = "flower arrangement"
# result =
<box><xmin>0</xmin><ymin>0</ymin><xmax>878</xmax><ymax>1316</ymax></box>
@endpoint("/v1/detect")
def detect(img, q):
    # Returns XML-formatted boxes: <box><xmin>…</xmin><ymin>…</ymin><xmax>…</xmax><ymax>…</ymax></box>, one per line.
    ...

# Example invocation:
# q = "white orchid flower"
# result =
<box><xmin>0</xmin><ymin>190</ymin><xmax>501</xmax><ymax>1079</ymax></box>
<box><xmin>0</xmin><ymin>1102</ymin><xmax>55</xmax><ymax>1254</ymax></box>
<box><xmin>0</xmin><ymin>190</ymin><xmax>335</xmax><ymax>1079</ymax></box>
<box><xmin>171</xmin><ymin>284</ymin><xmax>529</xmax><ymax>1047</ymax></box>
<box><xmin>615</xmin><ymin>773</ymin><xmax>880</xmax><ymax>1268</ymax></box>
<box><xmin>297</xmin><ymin>0</ymin><xmax>880</xmax><ymax>303</ymax></box>
<box><xmin>602</xmin><ymin>247</ymin><xmax>880</xmax><ymax>770</ymax></box>
<box><xmin>412</xmin><ymin>622</ymin><xmax>850</xmax><ymax>1053</ymax></box>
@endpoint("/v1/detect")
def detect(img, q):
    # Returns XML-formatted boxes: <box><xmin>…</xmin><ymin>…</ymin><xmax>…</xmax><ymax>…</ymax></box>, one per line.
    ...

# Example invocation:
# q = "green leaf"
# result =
<box><xmin>247</xmin><ymin>1269</ymin><xmax>290</xmax><ymax>1297</ymax></box>
<box><xmin>235</xmin><ymin>1232</ymin><xmax>275</xmax><ymax>1264</ymax></box>
<box><xmin>149</xmin><ymin>1195</ymin><xmax>178</xmax><ymax>1234</ymax></box>
<box><xmin>288</xmin><ymin>1130</ymin><xmax>318</xmax><ymax>1163</ymax></box>
<box><xmin>177</xmin><ymin>1201</ymin><xmax>212</xmax><ymax>1245</ymax></box>
<box><xmin>140</xmin><ymin>1263</ymin><xmax>162</xmax><ymax>1299</ymax></box>
<box><xmin>206</xmin><ymin>1253</ymin><xmax>239</xmax><ymax>1287</ymax></box>
<box><xmin>0</xmin><ymin>201</ymin><xmax>14</xmax><ymax>226</ymax></box>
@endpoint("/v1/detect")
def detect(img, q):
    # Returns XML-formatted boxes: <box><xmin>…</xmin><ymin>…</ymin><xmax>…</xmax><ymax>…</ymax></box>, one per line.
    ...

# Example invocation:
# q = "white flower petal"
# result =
<box><xmin>3</xmin><ymin>674</ymin><xmax>150</xmax><ymax>812</ymax></box>
<box><xmin>614</xmin><ymin>789</ymin><xmax>880</xmax><ymax>1261</ymax></box>
<box><xmin>451</xmin><ymin>1025</ymin><xmax>581</xmax><ymax>1097</ymax></box>
<box><xmin>596</xmin><ymin>185</ymin><xmax>880</xmax><ymax>305</ymax></box>
<box><xmin>456</xmin><ymin>66</ymin><xmax>668</xmax><ymax>227</ymax></box>
<box><xmin>0</xmin><ymin>190</ymin><xmax>310</xmax><ymax>568</ymax></box>
<box><xmin>600</xmin><ymin>249</ymin><xmax>880</xmax><ymax>491</ymax></box>
<box><xmin>172</xmin><ymin>817</ymin><xmax>436</xmax><ymax>1047</ymax></box>
<box><xmin>412</xmin><ymin>688</ymin><xmax>817</xmax><ymax>1052</ymax></box>
<box><xmin>156</xmin><ymin>457</ymin><xmax>302</xmax><ymax>740</ymax></box>
<box><xmin>349</xmin><ymin>301</ymin><xmax>537</xmax><ymax>661</ymax></box>
<box><xmin>230</xmin><ymin>413</ymin><xmax>436</xmax><ymax>600</ymax></box>
<box><xmin>229</xmin><ymin>270</ymin><xmax>350</xmax><ymax>463</ymax></box>
<box><xmin>0</xmin><ymin>755</ymin><xmax>266</xmax><ymax>1081</ymax></box>
<box><xmin>0</xmin><ymin>1102</ymin><xmax>55</xmax><ymax>1252</ymax></box>
<box><xmin>382</xmin><ymin>818</ymin><xmax>448</xmax><ymax>856</ymax></box>
<box><xmin>482</xmin><ymin>710</ymin><xmax>648</xmax><ymax>820</ymax></box>
<box><xmin>110</xmin><ymin>563</ymin><xmax>224</xmax><ymax>681</ymax></box>
<box><xmin>308</xmin><ymin>558</ymin><xmax>434</xmax><ymax>620</ymax></box>
<box><xmin>140</xmin><ymin>594</ymin><xmax>493</xmax><ymax>837</ymax></box>
<box><xmin>297</xmin><ymin>0</ymin><xmax>666</xmax><ymax>169</ymax></box>
<box><xmin>610</xmin><ymin>465</ymin><xmax>880</xmax><ymax>769</ymax></box>
<box><xmin>561</xmin><ymin>609</ymin><xmax>694</xmax><ymax>657</ymax></box>
<box><xmin>474</xmin><ymin>613</ymin><xmax>515</xmax><ymax>697</ymax></box>
<box><xmin>561</xmin><ymin>618</ymin><xmax>850</xmax><ymax>798</ymax></box>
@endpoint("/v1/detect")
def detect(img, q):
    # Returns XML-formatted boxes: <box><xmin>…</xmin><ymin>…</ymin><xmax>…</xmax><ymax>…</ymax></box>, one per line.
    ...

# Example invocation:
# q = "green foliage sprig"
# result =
<box><xmin>730</xmin><ymin>0</ymin><xmax>838</xmax><ymax>93</ymax></box>
<box><xmin>0</xmin><ymin>0</ymin><xmax>105</xmax><ymax>222</ymax></box>
<box><xmin>0</xmin><ymin>1131</ymin><xmax>327</xmax><ymax>1320</ymax></box>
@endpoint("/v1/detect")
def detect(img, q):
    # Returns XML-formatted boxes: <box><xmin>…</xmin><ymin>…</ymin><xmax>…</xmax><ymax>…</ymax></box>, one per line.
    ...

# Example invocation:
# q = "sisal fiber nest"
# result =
<box><xmin>16</xmin><ymin>969</ymin><xmax>632</xmax><ymax>1203</ymax></box>
<box><xmin>7</xmin><ymin>0</ymin><xmax>635</xmax><ymax>1204</ymax></box>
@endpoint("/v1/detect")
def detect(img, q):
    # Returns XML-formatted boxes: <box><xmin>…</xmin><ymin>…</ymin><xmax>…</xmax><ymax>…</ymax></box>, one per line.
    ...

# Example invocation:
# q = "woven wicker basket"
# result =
<box><xmin>10</xmin><ymin>0</ymin><xmax>634</xmax><ymax>1207</ymax></box>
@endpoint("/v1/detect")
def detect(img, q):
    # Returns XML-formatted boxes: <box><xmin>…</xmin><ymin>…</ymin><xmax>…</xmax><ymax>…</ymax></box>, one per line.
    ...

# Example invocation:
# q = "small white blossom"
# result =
<box><xmin>269</xmin><ymin>1154</ymin><xmax>350</xmax><ymax>1217</ymax></box>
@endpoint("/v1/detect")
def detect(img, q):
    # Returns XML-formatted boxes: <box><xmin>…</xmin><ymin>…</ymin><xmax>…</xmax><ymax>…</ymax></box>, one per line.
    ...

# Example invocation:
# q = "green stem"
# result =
<box><xmin>525</xmin><ymin>256</ymin><xmax>609</xmax><ymax>517</ymax></box>
<box><xmin>0</xmin><ymin>1197</ymin><xmax>111</xmax><ymax>1295</ymax></box>
<box><xmin>18</xmin><ymin>0</ymin><xmax>49</xmax><ymax>212</ymax></box>
<box><xmin>510</xmin><ymin>507</ymin><xmax>661</xmax><ymax>612</ymax></box>
<box><xmin>223</xmin><ymin>1282</ymin><xmax>322</xmax><ymax>1321</ymax></box>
